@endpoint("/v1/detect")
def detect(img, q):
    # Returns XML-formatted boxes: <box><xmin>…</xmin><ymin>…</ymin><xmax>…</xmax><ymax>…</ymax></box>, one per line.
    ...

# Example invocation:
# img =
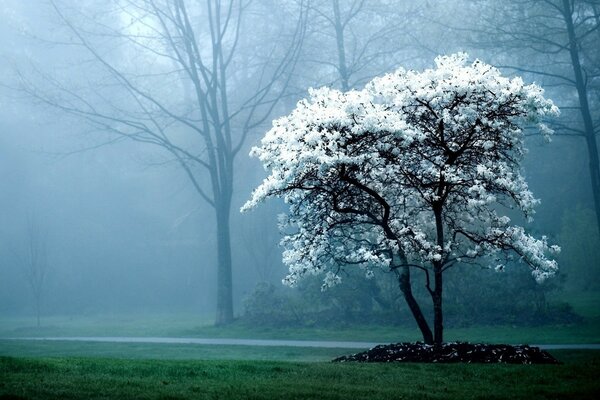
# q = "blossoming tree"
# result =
<box><xmin>243</xmin><ymin>54</ymin><xmax>560</xmax><ymax>345</ymax></box>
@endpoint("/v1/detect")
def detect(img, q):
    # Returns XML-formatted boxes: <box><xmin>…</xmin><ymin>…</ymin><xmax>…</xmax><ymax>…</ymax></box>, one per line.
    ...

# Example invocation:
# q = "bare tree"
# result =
<box><xmin>442</xmin><ymin>0</ymin><xmax>600</xmax><ymax>235</ymax></box>
<box><xmin>300</xmin><ymin>0</ymin><xmax>422</xmax><ymax>91</ymax></box>
<box><xmin>15</xmin><ymin>0</ymin><xmax>307</xmax><ymax>324</ymax></box>
<box><xmin>20</xmin><ymin>219</ymin><xmax>49</xmax><ymax>328</ymax></box>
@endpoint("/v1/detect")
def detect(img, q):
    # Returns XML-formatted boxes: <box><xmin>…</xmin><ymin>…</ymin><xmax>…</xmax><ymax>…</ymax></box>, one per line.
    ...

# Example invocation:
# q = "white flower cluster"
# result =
<box><xmin>243</xmin><ymin>53</ymin><xmax>559</xmax><ymax>287</ymax></box>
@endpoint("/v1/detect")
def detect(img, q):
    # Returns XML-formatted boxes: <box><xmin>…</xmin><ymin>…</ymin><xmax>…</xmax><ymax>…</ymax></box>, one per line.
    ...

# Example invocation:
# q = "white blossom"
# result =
<box><xmin>243</xmin><ymin>53</ymin><xmax>559</xmax><ymax>288</ymax></box>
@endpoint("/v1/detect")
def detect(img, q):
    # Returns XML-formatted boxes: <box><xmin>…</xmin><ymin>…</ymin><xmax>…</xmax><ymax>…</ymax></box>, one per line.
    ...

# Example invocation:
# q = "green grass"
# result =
<box><xmin>1</xmin><ymin>351</ymin><xmax>598</xmax><ymax>399</ymax></box>
<box><xmin>2</xmin><ymin>289</ymin><xmax>598</xmax><ymax>344</ymax></box>
<box><xmin>1</xmin><ymin>313</ymin><xmax>599</xmax><ymax>344</ymax></box>
<box><xmin>190</xmin><ymin>321</ymin><xmax>600</xmax><ymax>344</ymax></box>
<box><xmin>0</xmin><ymin>313</ymin><xmax>215</xmax><ymax>339</ymax></box>
<box><xmin>0</xmin><ymin>340</ymin><xmax>351</xmax><ymax>362</ymax></box>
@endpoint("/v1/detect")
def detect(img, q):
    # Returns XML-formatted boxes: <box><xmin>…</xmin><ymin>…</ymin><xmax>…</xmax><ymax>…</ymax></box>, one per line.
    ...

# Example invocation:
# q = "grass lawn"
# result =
<box><xmin>1</xmin><ymin>313</ymin><xmax>599</xmax><ymax>344</ymax></box>
<box><xmin>1</xmin><ymin>350</ymin><xmax>598</xmax><ymax>400</ymax></box>
<box><xmin>0</xmin><ymin>340</ymin><xmax>352</xmax><ymax>362</ymax></box>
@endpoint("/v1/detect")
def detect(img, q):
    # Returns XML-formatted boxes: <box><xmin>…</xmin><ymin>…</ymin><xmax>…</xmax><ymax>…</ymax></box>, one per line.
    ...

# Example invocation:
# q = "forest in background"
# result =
<box><xmin>0</xmin><ymin>0</ymin><xmax>598</xmax><ymax>331</ymax></box>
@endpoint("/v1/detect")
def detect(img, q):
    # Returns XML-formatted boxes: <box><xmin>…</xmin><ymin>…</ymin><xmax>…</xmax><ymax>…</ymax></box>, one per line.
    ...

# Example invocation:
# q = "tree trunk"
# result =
<box><xmin>332</xmin><ymin>0</ymin><xmax>350</xmax><ymax>91</ymax></box>
<box><xmin>35</xmin><ymin>295</ymin><xmax>41</xmax><ymax>328</ymax></box>
<box><xmin>432</xmin><ymin>207</ymin><xmax>445</xmax><ymax>346</ymax></box>
<box><xmin>432</xmin><ymin>266</ymin><xmax>443</xmax><ymax>346</ymax></box>
<box><xmin>215</xmin><ymin>202</ymin><xmax>234</xmax><ymax>326</ymax></box>
<box><xmin>562</xmin><ymin>0</ymin><xmax>600</xmax><ymax>236</ymax></box>
<box><xmin>397</xmin><ymin>266</ymin><xmax>434</xmax><ymax>344</ymax></box>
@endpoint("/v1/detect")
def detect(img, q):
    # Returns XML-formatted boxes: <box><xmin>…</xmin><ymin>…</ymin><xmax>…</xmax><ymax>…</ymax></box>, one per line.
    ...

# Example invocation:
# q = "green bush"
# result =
<box><xmin>242</xmin><ymin>282</ymin><xmax>302</xmax><ymax>326</ymax></box>
<box><xmin>442</xmin><ymin>265</ymin><xmax>579</xmax><ymax>327</ymax></box>
<box><xmin>241</xmin><ymin>264</ymin><xmax>580</xmax><ymax>328</ymax></box>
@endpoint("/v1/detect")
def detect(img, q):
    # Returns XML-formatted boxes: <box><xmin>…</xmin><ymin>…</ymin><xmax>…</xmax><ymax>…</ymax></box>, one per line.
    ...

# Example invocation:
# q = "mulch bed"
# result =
<box><xmin>332</xmin><ymin>342</ymin><xmax>561</xmax><ymax>364</ymax></box>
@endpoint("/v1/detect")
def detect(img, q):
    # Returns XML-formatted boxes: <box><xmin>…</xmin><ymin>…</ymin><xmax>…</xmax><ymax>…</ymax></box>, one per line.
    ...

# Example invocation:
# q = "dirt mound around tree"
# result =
<box><xmin>332</xmin><ymin>342</ymin><xmax>560</xmax><ymax>364</ymax></box>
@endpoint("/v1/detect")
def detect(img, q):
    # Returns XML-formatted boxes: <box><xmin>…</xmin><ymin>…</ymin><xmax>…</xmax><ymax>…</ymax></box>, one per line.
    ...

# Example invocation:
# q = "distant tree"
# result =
<box><xmin>458</xmin><ymin>0</ymin><xmax>600</xmax><ymax>235</ymax></box>
<box><xmin>19</xmin><ymin>219</ymin><xmax>49</xmax><ymax>328</ymax></box>
<box><xmin>301</xmin><ymin>0</ymin><xmax>422</xmax><ymax>91</ymax></box>
<box><xmin>15</xmin><ymin>0</ymin><xmax>307</xmax><ymax>325</ymax></box>
<box><xmin>244</xmin><ymin>54</ymin><xmax>560</xmax><ymax>345</ymax></box>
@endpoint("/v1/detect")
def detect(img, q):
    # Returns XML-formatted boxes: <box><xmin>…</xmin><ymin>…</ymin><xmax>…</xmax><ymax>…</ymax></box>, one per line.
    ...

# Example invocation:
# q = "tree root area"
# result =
<box><xmin>332</xmin><ymin>342</ymin><xmax>561</xmax><ymax>364</ymax></box>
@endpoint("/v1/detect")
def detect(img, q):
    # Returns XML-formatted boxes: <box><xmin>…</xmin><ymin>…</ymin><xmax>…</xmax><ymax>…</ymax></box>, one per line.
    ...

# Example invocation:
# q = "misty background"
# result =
<box><xmin>0</xmin><ymin>0</ymin><xmax>598</xmax><ymax>330</ymax></box>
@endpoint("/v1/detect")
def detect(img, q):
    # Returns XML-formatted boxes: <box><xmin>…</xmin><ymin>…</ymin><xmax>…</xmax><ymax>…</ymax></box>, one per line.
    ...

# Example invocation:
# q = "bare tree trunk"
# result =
<box><xmin>397</xmin><ymin>265</ymin><xmax>434</xmax><ymax>344</ymax></box>
<box><xmin>332</xmin><ymin>0</ymin><xmax>350</xmax><ymax>91</ymax></box>
<box><xmin>432</xmin><ymin>207</ymin><xmax>445</xmax><ymax>346</ymax></box>
<box><xmin>22</xmin><ymin>218</ymin><xmax>47</xmax><ymax>329</ymax></box>
<box><xmin>215</xmin><ymin>203</ymin><xmax>234</xmax><ymax>325</ymax></box>
<box><xmin>35</xmin><ymin>295</ymin><xmax>41</xmax><ymax>328</ymax></box>
<box><xmin>432</xmin><ymin>266</ymin><xmax>443</xmax><ymax>346</ymax></box>
<box><xmin>213</xmin><ymin>153</ymin><xmax>235</xmax><ymax>325</ymax></box>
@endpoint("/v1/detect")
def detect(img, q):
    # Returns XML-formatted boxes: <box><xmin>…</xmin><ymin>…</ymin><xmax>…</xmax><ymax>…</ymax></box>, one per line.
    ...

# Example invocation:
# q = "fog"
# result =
<box><xmin>0</xmin><ymin>0</ymin><xmax>598</xmax><ymax>339</ymax></box>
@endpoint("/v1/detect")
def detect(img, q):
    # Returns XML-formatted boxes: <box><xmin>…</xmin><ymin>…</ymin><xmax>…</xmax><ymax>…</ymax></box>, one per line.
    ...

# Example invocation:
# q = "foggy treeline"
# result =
<box><xmin>0</xmin><ymin>0</ymin><xmax>598</xmax><ymax>327</ymax></box>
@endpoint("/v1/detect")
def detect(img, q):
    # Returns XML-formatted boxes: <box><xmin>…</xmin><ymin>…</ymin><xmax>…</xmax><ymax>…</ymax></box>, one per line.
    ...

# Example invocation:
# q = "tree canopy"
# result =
<box><xmin>244</xmin><ymin>53</ymin><xmax>560</xmax><ymax>344</ymax></box>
